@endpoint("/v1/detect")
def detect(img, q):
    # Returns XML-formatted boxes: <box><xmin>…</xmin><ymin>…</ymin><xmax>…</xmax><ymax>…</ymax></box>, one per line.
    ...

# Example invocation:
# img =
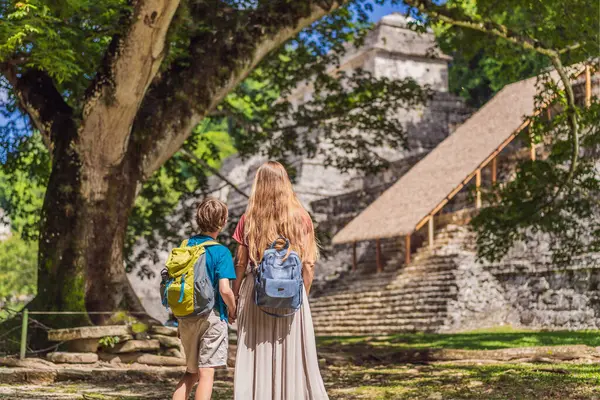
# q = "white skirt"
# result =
<box><xmin>234</xmin><ymin>274</ymin><xmax>329</xmax><ymax>400</ymax></box>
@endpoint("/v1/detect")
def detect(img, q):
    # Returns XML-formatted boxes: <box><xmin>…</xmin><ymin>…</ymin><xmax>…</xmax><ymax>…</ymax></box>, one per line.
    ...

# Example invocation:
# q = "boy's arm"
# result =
<box><xmin>219</xmin><ymin>279</ymin><xmax>236</xmax><ymax>320</ymax></box>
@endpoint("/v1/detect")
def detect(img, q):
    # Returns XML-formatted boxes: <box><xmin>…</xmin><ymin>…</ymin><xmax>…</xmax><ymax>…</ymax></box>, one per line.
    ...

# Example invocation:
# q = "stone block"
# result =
<box><xmin>135</xmin><ymin>354</ymin><xmax>186</xmax><ymax>366</ymax></box>
<box><xmin>67</xmin><ymin>338</ymin><xmax>99</xmax><ymax>353</ymax></box>
<box><xmin>47</xmin><ymin>326</ymin><xmax>130</xmax><ymax>342</ymax></box>
<box><xmin>98</xmin><ymin>352</ymin><xmax>145</xmax><ymax>364</ymax></box>
<box><xmin>98</xmin><ymin>352</ymin><xmax>185</xmax><ymax>366</ymax></box>
<box><xmin>105</xmin><ymin>339</ymin><xmax>160</xmax><ymax>354</ymax></box>
<box><xmin>151</xmin><ymin>325</ymin><xmax>178</xmax><ymax>337</ymax></box>
<box><xmin>0</xmin><ymin>356</ymin><xmax>57</xmax><ymax>370</ymax></box>
<box><xmin>152</xmin><ymin>334</ymin><xmax>181</xmax><ymax>348</ymax></box>
<box><xmin>164</xmin><ymin>348</ymin><xmax>185</xmax><ymax>359</ymax></box>
<box><xmin>46</xmin><ymin>352</ymin><xmax>98</xmax><ymax>364</ymax></box>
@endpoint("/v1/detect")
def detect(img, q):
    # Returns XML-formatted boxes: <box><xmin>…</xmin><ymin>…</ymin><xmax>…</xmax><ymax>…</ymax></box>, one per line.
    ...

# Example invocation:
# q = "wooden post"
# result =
<box><xmin>491</xmin><ymin>157</ymin><xmax>497</xmax><ymax>184</ymax></box>
<box><xmin>375</xmin><ymin>239</ymin><xmax>383</xmax><ymax>273</ymax></box>
<box><xmin>428</xmin><ymin>216</ymin><xmax>434</xmax><ymax>249</ymax></box>
<box><xmin>585</xmin><ymin>65</ymin><xmax>592</xmax><ymax>108</ymax></box>
<box><xmin>529</xmin><ymin>130</ymin><xmax>536</xmax><ymax>161</ymax></box>
<box><xmin>20</xmin><ymin>308</ymin><xmax>28</xmax><ymax>360</ymax></box>
<box><xmin>352</xmin><ymin>242</ymin><xmax>357</xmax><ymax>271</ymax></box>
<box><xmin>404</xmin><ymin>234</ymin><xmax>411</xmax><ymax>265</ymax></box>
<box><xmin>475</xmin><ymin>169</ymin><xmax>482</xmax><ymax>209</ymax></box>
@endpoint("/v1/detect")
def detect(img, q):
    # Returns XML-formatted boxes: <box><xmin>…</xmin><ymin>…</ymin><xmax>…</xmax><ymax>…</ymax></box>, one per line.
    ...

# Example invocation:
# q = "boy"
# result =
<box><xmin>173</xmin><ymin>197</ymin><xmax>237</xmax><ymax>400</ymax></box>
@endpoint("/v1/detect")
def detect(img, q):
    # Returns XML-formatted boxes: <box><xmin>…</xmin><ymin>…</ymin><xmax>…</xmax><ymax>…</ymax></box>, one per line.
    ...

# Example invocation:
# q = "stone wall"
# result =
<box><xmin>310</xmin><ymin>210</ymin><xmax>600</xmax><ymax>335</ymax></box>
<box><xmin>445</xmin><ymin>235</ymin><xmax>600</xmax><ymax>332</ymax></box>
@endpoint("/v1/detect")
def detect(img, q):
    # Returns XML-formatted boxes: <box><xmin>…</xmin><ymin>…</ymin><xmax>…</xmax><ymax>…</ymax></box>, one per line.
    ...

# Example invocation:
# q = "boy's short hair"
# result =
<box><xmin>196</xmin><ymin>197</ymin><xmax>228</xmax><ymax>233</ymax></box>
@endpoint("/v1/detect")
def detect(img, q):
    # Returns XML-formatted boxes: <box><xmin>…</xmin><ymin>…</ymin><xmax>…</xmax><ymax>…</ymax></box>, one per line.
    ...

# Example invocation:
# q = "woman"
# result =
<box><xmin>231</xmin><ymin>161</ymin><xmax>328</xmax><ymax>400</ymax></box>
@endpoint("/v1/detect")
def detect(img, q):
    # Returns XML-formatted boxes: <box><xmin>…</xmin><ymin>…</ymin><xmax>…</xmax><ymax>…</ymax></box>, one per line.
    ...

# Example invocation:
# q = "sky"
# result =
<box><xmin>369</xmin><ymin>3</ymin><xmax>410</xmax><ymax>22</ymax></box>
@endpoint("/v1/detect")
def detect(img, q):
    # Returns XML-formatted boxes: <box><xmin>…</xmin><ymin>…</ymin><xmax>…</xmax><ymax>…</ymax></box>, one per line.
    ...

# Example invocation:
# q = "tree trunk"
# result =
<box><xmin>29</xmin><ymin>124</ymin><xmax>145</xmax><ymax>331</ymax></box>
<box><xmin>82</xmin><ymin>153</ymin><xmax>146</xmax><ymax>325</ymax></box>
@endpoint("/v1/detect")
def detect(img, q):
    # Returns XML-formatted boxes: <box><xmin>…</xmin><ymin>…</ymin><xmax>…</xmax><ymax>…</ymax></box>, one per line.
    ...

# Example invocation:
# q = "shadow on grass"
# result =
<box><xmin>326</xmin><ymin>363</ymin><xmax>600</xmax><ymax>400</ymax></box>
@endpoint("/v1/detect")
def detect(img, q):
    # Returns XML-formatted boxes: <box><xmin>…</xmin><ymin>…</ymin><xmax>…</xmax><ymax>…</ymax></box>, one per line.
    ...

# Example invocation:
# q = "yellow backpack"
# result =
<box><xmin>160</xmin><ymin>239</ymin><xmax>220</xmax><ymax>318</ymax></box>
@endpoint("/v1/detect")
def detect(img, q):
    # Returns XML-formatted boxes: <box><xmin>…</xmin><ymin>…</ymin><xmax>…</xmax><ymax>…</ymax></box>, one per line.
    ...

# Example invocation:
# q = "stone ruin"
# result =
<box><xmin>45</xmin><ymin>325</ymin><xmax>186</xmax><ymax>366</ymax></box>
<box><xmin>128</xmin><ymin>13</ymin><xmax>472</xmax><ymax>323</ymax></box>
<box><xmin>128</xmin><ymin>13</ymin><xmax>600</xmax><ymax>335</ymax></box>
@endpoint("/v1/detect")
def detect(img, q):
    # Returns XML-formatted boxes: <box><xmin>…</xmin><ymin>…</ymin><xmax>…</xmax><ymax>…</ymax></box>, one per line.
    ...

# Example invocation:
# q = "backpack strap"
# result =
<box><xmin>181</xmin><ymin>239</ymin><xmax>220</xmax><ymax>248</ymax></box>
<box><xmin>200</xmin><ymin>240</ymin><xmax>221</xmax><ymax>248</ymax></box>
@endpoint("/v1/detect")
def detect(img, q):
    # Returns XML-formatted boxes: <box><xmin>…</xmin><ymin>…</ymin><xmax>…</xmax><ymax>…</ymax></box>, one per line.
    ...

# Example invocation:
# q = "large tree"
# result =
<box><xmin>0</xmin><ymin>0</ymin><xmax>425</xmax><ymax>325</ymax></box>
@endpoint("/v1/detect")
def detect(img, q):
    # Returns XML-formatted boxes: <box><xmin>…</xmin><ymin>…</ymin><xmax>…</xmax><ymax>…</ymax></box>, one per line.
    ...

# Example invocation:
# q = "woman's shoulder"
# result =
<box><xmin>232</xmin><ymin>214</ymin><xmax>247</xmax><ymax>246</ymax></box>
<box><xmin>293</xmin><ymin>208</ymin><xmax>314</xmax><ymax>230</ymax></box>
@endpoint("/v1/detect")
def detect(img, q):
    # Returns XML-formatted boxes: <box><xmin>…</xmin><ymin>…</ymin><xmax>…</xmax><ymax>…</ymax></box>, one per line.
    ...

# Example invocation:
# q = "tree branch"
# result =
<box><xmin>404</xmin><ymin>0</ymin><xmax>582</xmax><ymax>202</ymax></box>
<box><xmin>78</xmin><ymin>0</ymin><xmax>180</xmax><ymax>174</ymax></box>
<box><xmin>179</xmin><ymin>149</ymin><xmax>249</xmax><ymax>199</ymax></box>
<box><xmin>0</xmin><ymin>63</ymin><xmax>74</xmax><ymax>152</ymax></box>
<box><xmin>133</xmin><ymin>1</ymin><xmax>348</xmax><ymax>179</ymax></box>
<box><xmin>543</xmin><ymin>55</ymin><xmax>580</xmax><ymax>204</ymax></box>
<box><xmin>403</xmin><ymin>0</ymin><xmax>579</xmax><ymax>59</ymax></box>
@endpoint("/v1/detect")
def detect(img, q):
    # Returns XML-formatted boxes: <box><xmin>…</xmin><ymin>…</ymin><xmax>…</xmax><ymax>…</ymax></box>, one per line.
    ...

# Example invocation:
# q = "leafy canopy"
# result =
<box><xmin>409</xmin><ymin>0</ymin><xmax>599</xmax><ymax>264</ymax></box>
<box><xmin>1</xmin><ymin>0</ymin><xmax>428</xmax><ymax>277</ymax></box>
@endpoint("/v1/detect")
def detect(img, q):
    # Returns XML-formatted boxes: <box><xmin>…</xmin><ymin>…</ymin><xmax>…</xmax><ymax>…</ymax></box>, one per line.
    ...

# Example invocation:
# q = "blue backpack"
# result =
<box><xmin>254</xmin><ymin>237</ymin><xmax>303</xmax><ymax>317</ymax></box>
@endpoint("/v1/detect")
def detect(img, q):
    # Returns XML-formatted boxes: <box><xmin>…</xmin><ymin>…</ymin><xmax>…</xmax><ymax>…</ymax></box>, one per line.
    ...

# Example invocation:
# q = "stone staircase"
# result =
<box><xmin>310</xmin><ymin>223</ymin><xmax>475</xmax><ymax>336</ymax></box>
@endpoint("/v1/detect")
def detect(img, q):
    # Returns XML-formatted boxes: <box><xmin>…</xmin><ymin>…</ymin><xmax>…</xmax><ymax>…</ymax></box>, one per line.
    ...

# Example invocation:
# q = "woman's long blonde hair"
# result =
<box><xmin>244</xmin><ymin>161</ymin><xmax>318</xmax><ymax>265</ymax></box>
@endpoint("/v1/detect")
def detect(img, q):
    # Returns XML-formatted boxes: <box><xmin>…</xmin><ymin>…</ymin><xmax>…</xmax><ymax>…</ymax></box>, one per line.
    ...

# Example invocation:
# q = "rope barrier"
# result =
<box><xmin>0</xmin><ymin>309</ymin><xmax>155</xmax><ymax>360</ymax></box>
<box><xmin>25</xmin><ymin>311</ymin><xmax>150</xmax><ymax>315</ymax></box>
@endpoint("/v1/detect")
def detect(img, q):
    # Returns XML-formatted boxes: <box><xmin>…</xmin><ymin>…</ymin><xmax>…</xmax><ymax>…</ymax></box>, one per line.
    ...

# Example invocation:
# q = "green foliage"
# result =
<box><xmin>406</xmin><ymin>0</ymin><xmax>600</xmax><ymax>265</ymax></box>
<box><xmin>131</xmin><ymin>322</ymin><xmax>148</xmax><ymax>334</ymax></box>
<box><xmin>98</xmin><ymin>335</ymin><xmax>120</xmax><ymax>348</ymax></box>
<box><xmin>0</xmin><ymin>0</ymin><xmax>128</xmax><ymax>104</ymax></box>
<box><xmin>126</xmin><ymin>127</ymin><xmax>236</xmax><ymax>277</ymax></box>
<box><xmin>472</xmin><ymin>93</ymin><xmax>600</xmax><ymax>265</ymax></box>
<box><xmin>0</xmin><ymin>134</ymin><xmax>49</xmax><ymax>240</ymax></box>
<box><xmin>2</xmin><ymin>1</ymin><xmax>430</xmax><ymax>283</ymax></box>
<box><xmin>436</xmin><ymin>25</ymin><xmax>548</xmax><ymax>107</ymax></box>
<box><xmin>0</xmin><ymin>234</ymin><xmax>37</xmax><ymax>308</ymax></box>
<box><xmin>220</xmin><ymin>3</ymin><xmax>430</xmax><ymax>173</ymax></box>
<box><xmin>430</xmin><ymin>0</ymin><xmax>597</xmax><ymax>107</ymax></box>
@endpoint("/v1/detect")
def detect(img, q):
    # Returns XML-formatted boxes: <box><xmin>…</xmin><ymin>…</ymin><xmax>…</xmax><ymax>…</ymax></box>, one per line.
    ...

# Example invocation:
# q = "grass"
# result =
<box><xmin>326</xmin><ymin>362</ymin><xmax>600</xmax><ymax>400</ymax></box>
<box><xmin>318</xmin><ymin>326</ymin><xmax>600</xmax><ymax>351</ymax></box>
<box><xmin>3</xmin><ymin>329</ymin><xmax>600</xmax><ymax>399</ymax></box>
<box><xmin>319</xmin><ymin>328</ymin><xmax>600</xmax><ymax>399</ymax></box>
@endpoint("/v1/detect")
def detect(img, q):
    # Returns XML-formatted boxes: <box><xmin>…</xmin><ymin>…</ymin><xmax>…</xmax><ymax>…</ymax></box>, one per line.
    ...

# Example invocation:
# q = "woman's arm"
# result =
<box><xmin>232</xmin><ymin>245</ymin><xmax>249</xmax><ymax>298</ymax></box>
<box><xmin>302</xmin><ymin>260</ymin><xmax>315</xmax><ymax>295</ymax></box>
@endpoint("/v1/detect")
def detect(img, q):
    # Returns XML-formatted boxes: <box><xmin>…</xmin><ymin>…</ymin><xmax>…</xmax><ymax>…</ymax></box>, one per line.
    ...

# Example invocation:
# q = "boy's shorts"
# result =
<box><xmin>177</xmin><ymin>310</ymin><xmax>228</xmax><ymax>373</ymax></box>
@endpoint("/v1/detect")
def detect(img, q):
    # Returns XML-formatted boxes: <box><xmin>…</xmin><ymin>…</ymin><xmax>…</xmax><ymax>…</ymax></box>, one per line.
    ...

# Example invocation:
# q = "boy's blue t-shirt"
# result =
<box><xmin>186</xmin><ymin>235</ymin><xmax>236</xmax><ymax>322</ymax></box>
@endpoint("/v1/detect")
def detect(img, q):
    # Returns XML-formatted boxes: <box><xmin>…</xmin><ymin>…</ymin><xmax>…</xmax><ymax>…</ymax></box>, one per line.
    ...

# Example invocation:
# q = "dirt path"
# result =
<box><xmin>0</xmin><ymin>381</ymin><xmax>232</xmax><ymax>399</ymax></box>
<box><xmin>3</xmin><ymin>344</ymin><xmax>600</xmax><ymax>399</ymax></box>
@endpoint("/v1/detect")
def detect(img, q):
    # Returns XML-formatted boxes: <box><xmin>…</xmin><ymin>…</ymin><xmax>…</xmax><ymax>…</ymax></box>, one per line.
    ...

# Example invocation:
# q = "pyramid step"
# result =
<box><xmin>310</xmin><ymin>302</ymin><xmax>447</xmax><ymax>314</ymax></box>
<box><xmin>311</xmin><ymin>293</ymin><xmax>457</xmax><ymax>309</ymax></box>
<box><xmin>312</xmin><ymin>313</ymin><xmax>448</xmax><ymax>325</ymax></box>
<box><xmin>315</xmin><ymin>321</ymin><xmax>446</xmax><ymax>335</ymax></box>
<box><xmin>312</xmin><ymin>285</ymin><xmax>457</xmax><ymax>304</ymax></box>
<box><xmin>319</xmin><ymin>273</ymin><xmax>457</xmax><ymax>295</ymax></box>
<box><xmin>310</xmin><ymin>296</ymin><xmax>448</xmax><ymax>310</ymax></box>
